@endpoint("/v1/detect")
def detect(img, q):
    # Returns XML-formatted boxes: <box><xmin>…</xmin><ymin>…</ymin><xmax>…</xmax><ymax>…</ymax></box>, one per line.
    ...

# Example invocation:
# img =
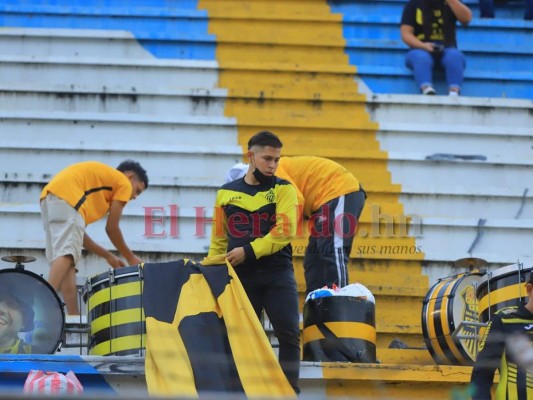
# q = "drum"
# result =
<box><xmin>302</xmin><ymin>295</ymin><xmax>376</xmax><ymax>363</ymax></box>
<box><xmin>84</xmin><ymin>265</ymin><xmax>145</xmax><ymax>356</ymax></box>
<box><xmin>422</xmin><ymin>272</ymin><xmax>483</xmax><ymax>365</ymax></box>
<box><xmin>0</xmin><ymin>268</ymin><xmax>65</xmax><ymax>354</ymax></box>
<box><xmin>476</xmin><ymin>262</ymin><xmax>532</xmax><ymax>323</ymax></box>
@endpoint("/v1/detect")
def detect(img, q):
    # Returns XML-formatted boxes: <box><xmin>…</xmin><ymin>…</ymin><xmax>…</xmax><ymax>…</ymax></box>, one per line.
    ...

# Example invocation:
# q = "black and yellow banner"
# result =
<box><xmin>142</xmin><ymin>255</ymin><xmax>295</xmax><ymax>397</ymax></box>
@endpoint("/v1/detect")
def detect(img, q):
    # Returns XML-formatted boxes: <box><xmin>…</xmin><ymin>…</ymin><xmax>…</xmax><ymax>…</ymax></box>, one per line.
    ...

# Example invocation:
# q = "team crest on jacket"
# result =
<box><xmin>265</xmin><ymin>189</ymin><xmax>275</xmax><ymax>203</ymax></box>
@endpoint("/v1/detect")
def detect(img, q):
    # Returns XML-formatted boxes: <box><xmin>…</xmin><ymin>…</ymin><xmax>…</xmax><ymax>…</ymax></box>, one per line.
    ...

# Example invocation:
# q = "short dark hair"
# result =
<box><xmin>527</xmin><ymin>273</ymin><xmax>533</xmax><ymax>285</ymax></box>
<box><xmin>117</xmin><ymin>160</ymin><xmax>149</xmax><ymax>189</ymax></box>
<box><xmin>0</xmin><ymin>291</ymin><xmax>34</xmax><ymax>332</ymax></box>
<box><xmin>247</xmin><ymin>131</ymin><xmax>283</xmax><ymax>150</ymax></box>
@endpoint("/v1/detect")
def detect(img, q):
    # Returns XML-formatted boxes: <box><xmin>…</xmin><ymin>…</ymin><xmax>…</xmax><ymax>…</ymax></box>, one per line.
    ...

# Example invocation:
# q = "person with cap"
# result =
<box><xmin>209</xmin><ymin>131</ymin><xmax>301</xmax><ymax>393</ymax></box>
<box><xmin>226</xmin><ymin>156</ymin><xmax>366</xmax><ymax>294</ymax></box>
<box><xmin>0</xmin><ymin>291</ymin><xmax>34</xmax><ymax>354</ymax></box>
<box><xmin>40</xmin><ymin>160</ymin><xmax>149</xmax><ymax>315</ymax></box>
<box><xmin>470</xmin><ymin>272</ymin><xmax>533</xmax><ymax>399</ymax></box>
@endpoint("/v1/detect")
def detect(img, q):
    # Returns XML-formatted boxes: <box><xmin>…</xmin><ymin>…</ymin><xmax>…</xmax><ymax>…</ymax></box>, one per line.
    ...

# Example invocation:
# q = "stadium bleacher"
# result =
<box><xmin>0</xmin><ymin>0</ymin><xmax>532</xmax><ymax>397</ymax></box>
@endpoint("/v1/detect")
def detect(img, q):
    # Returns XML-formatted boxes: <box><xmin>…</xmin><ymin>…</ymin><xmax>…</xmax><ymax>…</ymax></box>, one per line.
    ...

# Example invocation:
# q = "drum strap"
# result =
<box><xmin>73</xmin><ymin>186</ymin><xmax>112</xmax><ymax>210</ymax></box>
<box><xmin>308</xmin><ymin>301</ymin><xmax>358</xmax><ymax>361</ymax></box>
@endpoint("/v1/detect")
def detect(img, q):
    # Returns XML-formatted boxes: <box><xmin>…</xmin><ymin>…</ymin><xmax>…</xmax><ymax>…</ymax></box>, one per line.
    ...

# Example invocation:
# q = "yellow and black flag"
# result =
<box><xmin>142</xmin><ymin>256</ymin><xmax>296</xmax><ymax>398</ymax></box>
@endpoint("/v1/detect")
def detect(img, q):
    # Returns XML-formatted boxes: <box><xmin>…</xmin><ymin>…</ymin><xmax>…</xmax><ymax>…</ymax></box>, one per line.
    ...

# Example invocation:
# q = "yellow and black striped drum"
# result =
<box><xmin>422</xmin><ymin>272</ymin><xmax>483</xmax><ymax>365</ymax></box>
<box><xmin>84</xmin><ymin>265</ymin><xmax>145</xmax><ymax>356</ymax></box>
<box><xmin>302</xmin><ymin>296</ymin><xmax>376</xmax><ymax>363</ymax></box>
<box><xmin>476</xmin><ymin>262</ymin><xmax>532</xmax><ymax>323</ymax></box>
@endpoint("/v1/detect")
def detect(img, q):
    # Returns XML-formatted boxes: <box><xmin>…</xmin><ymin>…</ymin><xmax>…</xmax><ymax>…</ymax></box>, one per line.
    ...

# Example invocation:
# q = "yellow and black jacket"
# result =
<box><xmin>471</xmin><ymin>304</ymin><xmax>533</xmax><ymax>399</ymax></box>
<box><xmin>142</xmin><ymin>256</ymin><xmax>295</xmax><ymax>397</ymax></box>
<box><xmin>0</xmin><ymin>338</ymin><xmax>32</xmax><ymax>354</ymax></box>
<box><xmin>208</xmin><ymin>176</ymin><xmax>298</xmax><ymax>271</ymax></box>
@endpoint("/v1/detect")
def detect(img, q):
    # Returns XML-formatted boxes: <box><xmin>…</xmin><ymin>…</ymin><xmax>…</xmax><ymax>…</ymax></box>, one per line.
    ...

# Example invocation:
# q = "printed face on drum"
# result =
<box><xmin>0</xmin><ymin>296</ymin><xmax>26</xmax><ymax>346</ymax></box>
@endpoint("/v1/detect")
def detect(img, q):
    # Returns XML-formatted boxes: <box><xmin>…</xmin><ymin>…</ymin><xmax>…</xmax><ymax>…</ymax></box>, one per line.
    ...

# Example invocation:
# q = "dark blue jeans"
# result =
<box><xmin>405</xmin><ymin>47</ymin><xmax>466</xmax><ymax>91</ymax></box>
<box><xmin>237</xmin><ymin>267</ymin><xmax>301</xmax><ymax>393</ymax></box>
<box><xmin>479</xmin><ymin>0</ymin><xmax>533</xmax><ymax>19</ymax></box>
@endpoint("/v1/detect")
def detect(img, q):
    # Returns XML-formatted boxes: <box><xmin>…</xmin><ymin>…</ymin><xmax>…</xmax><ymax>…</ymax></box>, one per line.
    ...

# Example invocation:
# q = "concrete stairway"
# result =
<box><xmin>0</xmin><ymin>1</ymin><xmax>531</xmax><ymax>397</ymax></box>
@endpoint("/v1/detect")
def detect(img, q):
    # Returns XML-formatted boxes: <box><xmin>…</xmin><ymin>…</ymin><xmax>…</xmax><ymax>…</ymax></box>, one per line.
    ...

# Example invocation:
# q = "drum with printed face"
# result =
<box><xmin>83</xmin><ymin>265</ymin><xmax>145</xmax><ymax>356</ymax></box>
<box><xmin>476</xmin><ymin>262</ymin><xmax>533</xmax><ymax>323</ymax></box>
<box><xmin>0</xmin><ymin>267</ymin><xmax>65</xmax><ymax>354</ymax></box>
<box><xmin>422</xmin><ymin>272</ymin><xmax>483</xmax><ymax>365</ymax></box>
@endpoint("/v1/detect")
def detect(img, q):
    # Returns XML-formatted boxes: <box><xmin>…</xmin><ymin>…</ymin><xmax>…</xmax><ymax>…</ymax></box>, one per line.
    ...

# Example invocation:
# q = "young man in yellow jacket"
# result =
<box><xmin>211</xmin><ymin>131</ymin><xmax>300</xmax><ymax>393</ymax></box>
<box><xmin>226</xmin><ymin>156</ymin><xmax>366</xmax><ymax>294</ymax></box>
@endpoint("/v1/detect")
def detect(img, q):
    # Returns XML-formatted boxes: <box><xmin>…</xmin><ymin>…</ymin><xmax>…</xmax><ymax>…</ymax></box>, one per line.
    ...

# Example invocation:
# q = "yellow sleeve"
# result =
<box><xmin>249</xmin><ymin>183</ymin><xmax>298</xmax><ymax>259</ymax></box>
<box><xmin>207</xmin><ymin>192</ymin><xmax>228</xmax><ymax>257</ymax></box>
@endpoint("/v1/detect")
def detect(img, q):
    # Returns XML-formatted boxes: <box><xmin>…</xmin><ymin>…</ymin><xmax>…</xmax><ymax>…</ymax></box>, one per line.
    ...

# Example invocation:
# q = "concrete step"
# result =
<box><xmin>330</xmin><ymin>0</ymin><xmax>528</xmax><ymax>20</ymax></box>
<box><xmin>330</xmin><ymin>12</ymin><xmax>533</xmax><ymax>48</ymax></box>
<box><xmin>378</xmin><ymin>121</ymin><xmax>533</xmax><ymax>160</ymax></box>
<box><xmin>0</xmin><ymin>55</ymin><xmax>220</xmax><ymax>90</ymax></box>
<box><xmin>0</xmin><ymin>150</ymin><xmax>239</xmax><ymax>189</ymax></box>
<box><xmin>0</xmin><ymin>176</ymin><xmax>219</xmax><ymax>211</ymax></box>
<box><xmin>376</xmin><ymin>348</ymin><xmax>434</xmax><ymax>365</ymax></box>
<box><xmin>0</xmin><ymin>352</ymin><xmax>477</xmax><ymax>398</ymax></box>
<box><xmin>0</xmin><ymin>84</ymin><xmax>228</xmax><ymax>117</ymax></box>
<box><xmin>293</xmin><ymin>261</ymin><xmax>429</xmax><ymax>297</ymax></box>
<box><xmin>6</xmin><ymin>173</ymin><xmax>532</xmax><ymax>221</ymax></box>
<box><xmin>368</xmin><ymin>94</ymin><xmax>533</xmax><ymax>129</ymax></box>
<box><xmin>0</xmin><ymin>111</ymin><xmax>238</xmax><ymax>153</ymax></box>
<box><xmin>355</xmin><ymin>64</ymin><xmax>533</xmax><ymax>99</ymax></box>
<box><xmin>300</xmin><ymin>362</ymin><xmax>473</xmax><ymax>399</ymax></box>
<box><xmin>5</xmin><ymin>203</ymin><xmax>532</xmax><ymax>264</ymax></box>
<box><xmin>0</xmin><ymin>28</ymin><xmax>158</xmax><ymax>59</ymax></box>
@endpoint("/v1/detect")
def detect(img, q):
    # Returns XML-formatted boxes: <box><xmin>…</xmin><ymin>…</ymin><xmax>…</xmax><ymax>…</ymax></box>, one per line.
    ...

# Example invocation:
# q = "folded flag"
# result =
<box><xmin>142</xmin><ymin>256</ymin><xmax>295</xmax><ymax>398</ymax></box>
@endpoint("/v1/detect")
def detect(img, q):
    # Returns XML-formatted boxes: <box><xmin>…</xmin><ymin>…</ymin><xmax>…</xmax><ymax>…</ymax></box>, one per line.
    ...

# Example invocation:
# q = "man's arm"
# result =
<box><xmin>83</xmin><ymin>233</ymin><xmax>125</xmax><ymax>268</ymax></box>
<box><xmin>447</xmin><ymin>0</ymin><xmax>472</xmax><ymax>25</ymax></box>
<box><xmin>105</xmin><ymin>200</ymin><xmax>142</xmax><ymax>266</ymax></box>
<box><xmin>401</xmin><ymin>24</ymin><xmax>435</xmax><ymax>51</ymax></box>
<box><xmin>207</xmin><ymin>193</ymin><xmax>228</xmax><ymax>257</ymax></box>
<box><xmin>470</xmin><ymin>316</ymin><xmax>505</xmax><ymax>399</ymax></box>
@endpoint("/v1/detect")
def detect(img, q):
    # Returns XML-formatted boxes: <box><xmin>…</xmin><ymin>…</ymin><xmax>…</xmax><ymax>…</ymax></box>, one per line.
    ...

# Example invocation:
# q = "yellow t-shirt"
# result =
<box><xmin>40</xmin><ymin>161</ymin><xmax>132</xmax><ymax>225</ymax></box>
<box><xmin>276</xmin><ymin>156</ymin><xmax>360</xmax><ymax>218</ymax></box>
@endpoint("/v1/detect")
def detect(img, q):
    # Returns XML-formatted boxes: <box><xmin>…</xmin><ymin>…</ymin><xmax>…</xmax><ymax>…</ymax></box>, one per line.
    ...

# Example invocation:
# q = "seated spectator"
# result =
<box><xmin>479</xmin><ymin>0</ymin><xmax>533</xmax><ymax>20</ymax></box>
<box><xmin>400</xmin><ymin>0</ymin><xmax>473</xmax><ymax>96</ymax></box>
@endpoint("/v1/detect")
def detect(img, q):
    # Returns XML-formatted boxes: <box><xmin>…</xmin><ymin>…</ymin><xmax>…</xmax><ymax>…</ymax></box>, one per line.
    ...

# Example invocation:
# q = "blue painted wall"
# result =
<box><xmin>0</xmin><ymin>0</ymin><xmax>216</xmax><ymax>60</ymax></box>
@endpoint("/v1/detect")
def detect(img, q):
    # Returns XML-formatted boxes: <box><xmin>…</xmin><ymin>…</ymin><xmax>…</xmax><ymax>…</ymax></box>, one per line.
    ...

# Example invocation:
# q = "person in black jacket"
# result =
<box><xmin>470</xmin><ymin>272</ymin><xmax>533</xmax><ymax>399</ymax></box>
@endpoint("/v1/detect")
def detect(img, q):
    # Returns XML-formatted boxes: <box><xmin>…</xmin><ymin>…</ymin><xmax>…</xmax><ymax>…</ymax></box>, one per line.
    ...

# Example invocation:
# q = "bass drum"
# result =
<box><xmin>0</xmin><ymin>268</ymin><xmax>65</xmax><ymax>354</ymax></box>
<box><xmin>421</xmin><ymin>272</ymin><xmax>483</xmax><ymax>365</ymax></box>
<box><xmin>476</xmin><ymin>262</ymin><xmax>533</xmax><ymax>323</ymax></box>
<box><xmin>84</xmin><ymin>265</ymin><xmax>145</xmax><ymax>356</ymax></box>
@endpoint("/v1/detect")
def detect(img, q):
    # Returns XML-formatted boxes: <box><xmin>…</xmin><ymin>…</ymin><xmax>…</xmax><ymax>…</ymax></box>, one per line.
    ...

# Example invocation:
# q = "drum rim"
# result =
<box><xmin>424</xmin><ymin>271</ymin><xmax>484</xmax><ymax>302</ymax></box>
<box><xmin>89</xmin><ymin>266</ymin><xmax>141</xmax><ymax>287</ymax></box>
<box><xmin>0</xmin><ymin>268</ymin><xmax>65</xmax><ymax>353</ymax></box>
<box><xmin>478</xmin><ymin>263</ymin><xmax>533</xmax><ymax>287</ymax></box>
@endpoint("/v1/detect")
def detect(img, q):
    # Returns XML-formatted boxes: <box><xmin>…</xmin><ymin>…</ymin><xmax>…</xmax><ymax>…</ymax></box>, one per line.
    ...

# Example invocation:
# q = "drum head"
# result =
<box><xmin>0</xmin><ymin>269</ymin><xmax>64</xmax><ymax>354</ymax></box>
<box><xmin>422</xmin><ymin>272</ymin><xmax>483</xmax><ymax>365</ymax></box>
